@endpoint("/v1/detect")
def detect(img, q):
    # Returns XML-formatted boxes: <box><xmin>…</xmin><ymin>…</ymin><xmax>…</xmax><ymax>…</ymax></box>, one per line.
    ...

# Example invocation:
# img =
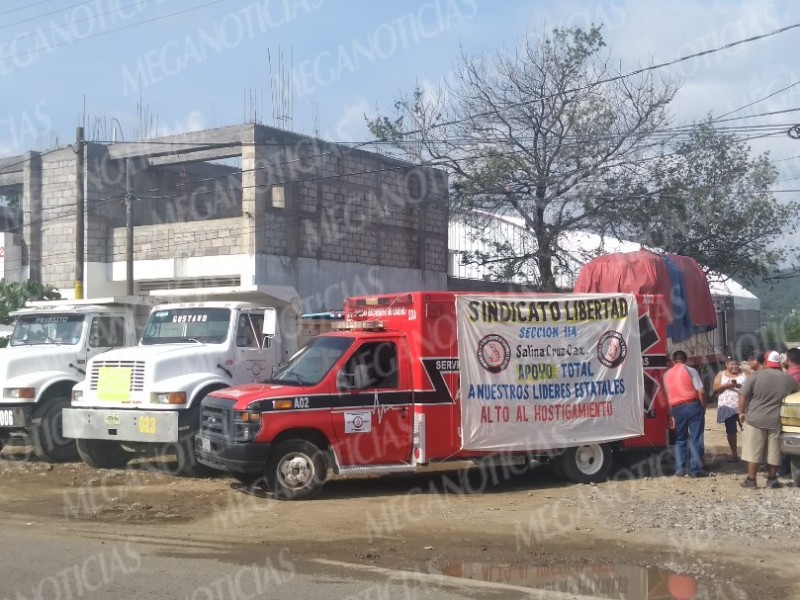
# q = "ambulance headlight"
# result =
<box><xmin>233</xmin><ymin>410</ymin><xmax>262</xmax><ymax>442</ymax></box>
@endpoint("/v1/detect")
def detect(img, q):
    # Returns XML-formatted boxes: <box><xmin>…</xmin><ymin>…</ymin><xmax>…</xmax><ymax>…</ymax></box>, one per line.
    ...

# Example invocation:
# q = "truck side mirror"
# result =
<box><xmin>262</xmin><ymin>308</ymin><xmax>277</xmax><ymax>338</ymax></box>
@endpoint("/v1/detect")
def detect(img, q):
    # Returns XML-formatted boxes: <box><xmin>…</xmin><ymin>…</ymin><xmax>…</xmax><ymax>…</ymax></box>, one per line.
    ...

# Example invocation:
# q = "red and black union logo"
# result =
<box><xmin>597</xmin><ymin>331</ymin><xmax>628</xmax><ymax>368</ymax></box>
<box><xmin>477</xmin><ymin>334</ymin><xmax>511</xmax><ymax>374</ymax></box>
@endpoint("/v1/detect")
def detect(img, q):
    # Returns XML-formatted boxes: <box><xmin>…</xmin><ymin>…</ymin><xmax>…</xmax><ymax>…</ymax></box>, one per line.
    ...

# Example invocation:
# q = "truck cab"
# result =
<box><xmin>196</xmin><ymin>292</ymin><xmax>671</xmax><ymax>500</ymax></box>
<box><xmin>0</xmin><ymin>298</ymin><xmax>147</xmax><ymax>461</ymax></box>
<box><xmin>780</xmin><ymin>391</ymin><xmax>800</xmax><ymax>486</ymax></box>
<box><xmin>64</xmin><ymin>286</ymin><xmax>300</xmax><ymax>475</ymax></box>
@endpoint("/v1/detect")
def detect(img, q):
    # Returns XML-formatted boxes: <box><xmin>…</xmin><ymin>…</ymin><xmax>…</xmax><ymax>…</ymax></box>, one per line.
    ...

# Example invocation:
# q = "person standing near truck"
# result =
<box><xmin>712</xmin><ymin>356</ymin><xmax>746</xmax><ymax>462</ymax></box>
<box><xmin>738</xmin><ymin>350</ymin><xmax>797</xmax><ymax>488</ymax></box>
<box><xmin>665</xmin><ymin>350</ymin><xmax>708</xmax><ymax>477</ymax></box>
<box><xmin>777</xmin><ymin>348</ymin><xmax>800</xmax><ymax>477</ymax></box>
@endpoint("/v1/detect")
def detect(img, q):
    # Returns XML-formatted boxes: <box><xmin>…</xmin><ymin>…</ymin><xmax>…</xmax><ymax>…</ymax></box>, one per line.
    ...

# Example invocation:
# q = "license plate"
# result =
<box><xmin>199</xmin><ymin>437</ymin><xmax>211</xmax><ymax>453</ymax></box>
<box><xmin>0</xmin><ymin>409</ymin><xmax>15</xmax><ymax>427</ymax></box>
<box><xmin>104</xmin><ymin>413</ymin><xmax>121</xmax><ymax>426</ymax></box>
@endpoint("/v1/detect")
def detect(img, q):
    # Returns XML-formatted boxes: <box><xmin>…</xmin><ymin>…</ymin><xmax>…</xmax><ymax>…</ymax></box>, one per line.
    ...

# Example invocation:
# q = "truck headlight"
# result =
<box><xmin>151</xmin><ymin>392</ymin><xmax>187</xmax><ymax>405</ymax></box>
<box><xmin>4</xmin><ymin>387</ymin><xmax>35</xmax><ymax>399</ymax></box>
<box><xmin>72</xmin><ymin>389</ymin><xmax>83</xmax><ymax>402</ymax></box>
<box><xmin>233</xmin><ymin>410</ymin><xmax>262</xmax><ymax>442</ymax></box>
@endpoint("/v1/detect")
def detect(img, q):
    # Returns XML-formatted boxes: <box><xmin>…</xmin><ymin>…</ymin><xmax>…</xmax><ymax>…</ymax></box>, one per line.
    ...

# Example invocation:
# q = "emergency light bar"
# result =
<box><xmin>352</xmin><ymin>294</ymin><xmax>413</xmax><ymax>307</ymax></box>
<box><xmin>332</xmin><ymin>320</ymin><xmax>385</xmax><ymax>331</ymax></box>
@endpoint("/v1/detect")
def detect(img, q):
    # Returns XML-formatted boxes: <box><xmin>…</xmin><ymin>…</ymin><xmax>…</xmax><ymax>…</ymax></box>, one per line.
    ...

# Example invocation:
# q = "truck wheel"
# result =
<box><xmin>557</xmin><ymin>444</ymin><xmax>612</xmax><ymax>484</ymax></box>
<box><xmin>791</xmin><ymin>456</ymin><xmax>800</xmax><ymax>488</ymax></box>
<box><xmin>31</xmin><ymin>398</ymin><xmax>78</xmax><ymax>462</ymax></box>
<box><xmin>267</xmin><ymin>440</ymin><xmax>327</xmax><ymax>500</ymax></box>
<box><xmin>76</xmin><ymin>439</ymin><xmax>132</xmax><ymax>469</ymax></box>
<box><xmin>173</xmin><ymin>436</ymin><xmax>214</xmax><ymax>477</ymax></box>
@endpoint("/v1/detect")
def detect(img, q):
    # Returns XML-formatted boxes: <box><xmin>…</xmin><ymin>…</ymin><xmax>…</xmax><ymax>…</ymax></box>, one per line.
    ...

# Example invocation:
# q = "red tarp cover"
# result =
<box><xmin>666</xmin><ymin>254</ymin><xmax>717</xmax><ymax>330</ymax></box>
<box><xmin>573</xmin><ymin>250</ymin><xmax>674</xmax><ymax>323</ymax></box>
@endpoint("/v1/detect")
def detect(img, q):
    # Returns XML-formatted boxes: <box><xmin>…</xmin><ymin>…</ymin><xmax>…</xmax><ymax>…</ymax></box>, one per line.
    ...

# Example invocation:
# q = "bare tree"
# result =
<box><xmin>369</xmin><ymin>26</ymin><xmax>677</xmax><ymax>290</ymax></box>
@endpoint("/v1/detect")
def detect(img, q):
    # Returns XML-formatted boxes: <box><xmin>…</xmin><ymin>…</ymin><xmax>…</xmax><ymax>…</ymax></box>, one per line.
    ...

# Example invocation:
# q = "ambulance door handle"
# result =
<box><xmin>400</xmin><ymin>406</ymin><xmax>408</xmax><ymax>419</ymax></box>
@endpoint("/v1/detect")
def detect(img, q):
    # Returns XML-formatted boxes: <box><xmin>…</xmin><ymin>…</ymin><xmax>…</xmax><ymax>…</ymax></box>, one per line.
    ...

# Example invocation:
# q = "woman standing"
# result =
<box><xmin>712</xmin><ymin>357</ymin><xmax>746</xmax><ymax>461</ymax></box>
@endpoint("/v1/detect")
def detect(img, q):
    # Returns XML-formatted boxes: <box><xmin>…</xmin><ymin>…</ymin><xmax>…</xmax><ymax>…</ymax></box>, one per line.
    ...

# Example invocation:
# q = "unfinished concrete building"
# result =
<box><xmin>0</xmin><ymin>124</ymin><xmax>449</xmax><ymax>311</ymax></box>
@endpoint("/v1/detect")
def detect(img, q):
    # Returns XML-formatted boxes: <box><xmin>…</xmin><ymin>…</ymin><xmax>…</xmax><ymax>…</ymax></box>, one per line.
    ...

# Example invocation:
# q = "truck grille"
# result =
<box><xmin>201</xmin><ymin>401</ymin><xmax>231</xmax><ymax>438</ymax></box>
<box><xmin>89</xmin><ymin>360</ymin><xmax>146</xmax><ymax>392</ymax></box>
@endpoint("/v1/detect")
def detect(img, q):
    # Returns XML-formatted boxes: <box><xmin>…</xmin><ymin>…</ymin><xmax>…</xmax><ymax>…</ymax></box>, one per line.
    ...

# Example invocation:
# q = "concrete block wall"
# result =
<box><xmin>111</xmin><ymin>217</ymin><xmax>243</xmax><ymax>261</ymax></box>
<box><xmin>39</xmin><ymin>148</ymin><xmax>78</xmax><ymax>288</ymax></box>
<box><xmin>254</xmin><ymin>133</ymin><xmax>449</xmax><ymax>274</ymax></box>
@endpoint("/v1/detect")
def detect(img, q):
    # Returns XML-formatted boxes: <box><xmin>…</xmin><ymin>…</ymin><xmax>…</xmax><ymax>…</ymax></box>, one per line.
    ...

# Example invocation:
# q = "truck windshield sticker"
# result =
<box><xmin>456</xmin><ymin>293</ymin><xmax>645</xmax><ymax>452</ymax></box>
<box><xmin>33</xmin><ymin>316</ymin><xmax>69</xmax><ymax>324</ymax></box>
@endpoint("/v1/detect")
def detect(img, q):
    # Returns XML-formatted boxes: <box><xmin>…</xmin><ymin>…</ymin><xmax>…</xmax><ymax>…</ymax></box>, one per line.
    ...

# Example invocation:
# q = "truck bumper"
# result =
<box><xmin>62</xmin><ymin>408</ymin><xmax>180</xmax><ymax>444</ymax></box>
<box><xmin>0</xmin><ymin>404</ymin><xmax>34</xmax><ymax>431</ymax></box>
<box><xmin>780</xmin><ymin>432</ymin><xmax>800</xmax><ymax>456</ymax></box>
<box><xmin>195</xmin><ymin>433</ymin><xmax>271</xmax><ymax>474</ymax></box>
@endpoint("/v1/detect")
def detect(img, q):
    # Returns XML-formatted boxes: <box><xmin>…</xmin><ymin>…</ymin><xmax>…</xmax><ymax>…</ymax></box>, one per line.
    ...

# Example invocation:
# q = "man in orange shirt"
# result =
<box><xmin>664</xmin><ymin>350</ymin><xmax>708</xmax><ymax>477</ymax></box>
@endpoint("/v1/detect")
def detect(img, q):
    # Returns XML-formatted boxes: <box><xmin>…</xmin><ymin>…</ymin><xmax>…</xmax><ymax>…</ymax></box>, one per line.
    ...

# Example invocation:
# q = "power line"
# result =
<box><xmin>0</xmin><ymin>0</ymin><xmax>59</xmax><ymax>18</ymax></box>
<box><xmin>715</xmin><ymin>79</ymin><xmax>800</xmax><ymax>121</ymax></box>
<box><xmin>0</xmin><ymin>0</ymin><xmax>95</xmax><ymax>31</ymax></box>
<box><xmin>0</xmin><ymin>0</ymin><xmax>156</xmax><ymax>42</ymax></box>
<box><xmin>0</xmin><ymin>0</ymin><xmax>229</xmax><ymax>61</ymax></box>
<box><xmin>377</xmin><ymin>22</ymin><xmax>800</xmax><ymax>141</ymax></box>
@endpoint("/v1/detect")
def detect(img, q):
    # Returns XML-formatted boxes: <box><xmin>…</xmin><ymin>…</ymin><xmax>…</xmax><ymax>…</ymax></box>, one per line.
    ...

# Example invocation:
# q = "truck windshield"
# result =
<box><xmin>10</xmin><ymin>314</ymin><xmax>84</xmax><ymax>346</ymax></box>
<box><xmin>271</xmin><ymin>336</ymin><xmax>355</xmax><ymax>386</ymax></box>
<box><xmin>141</xmin><ymin>308</ymin><xmax>231</xmax><ymax>345</ymax></box>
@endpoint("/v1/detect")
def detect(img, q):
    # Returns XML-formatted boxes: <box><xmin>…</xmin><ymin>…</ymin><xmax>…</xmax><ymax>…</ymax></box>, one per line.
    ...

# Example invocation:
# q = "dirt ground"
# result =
<box><xmin>1</xmin><ymin>407</ymin><xmax>798</xmax><ymax>599</ymax></box>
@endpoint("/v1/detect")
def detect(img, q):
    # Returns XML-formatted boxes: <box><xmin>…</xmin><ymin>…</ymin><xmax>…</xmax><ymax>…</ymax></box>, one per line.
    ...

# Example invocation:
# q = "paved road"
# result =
<box><xmin>0</xmin><ymin>523</ymin><xmax>598</xmax><ymax>600</ymax></box>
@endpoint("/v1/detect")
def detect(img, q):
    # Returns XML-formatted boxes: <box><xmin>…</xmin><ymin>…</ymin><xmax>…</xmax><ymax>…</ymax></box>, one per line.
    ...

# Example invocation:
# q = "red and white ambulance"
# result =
<box><xmin>195</xmin><ymin>291</ymin><xmax>671</xmax><ymax>499</ymax></box>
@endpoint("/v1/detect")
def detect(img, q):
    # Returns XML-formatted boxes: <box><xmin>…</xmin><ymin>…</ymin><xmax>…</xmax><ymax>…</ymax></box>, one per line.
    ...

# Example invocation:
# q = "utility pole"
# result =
<box><xmin>125</xmin><ymin>159</ymin><xmax>134</xmax><ymax>296</ymax></box>
<box><xmin>74</xmin><ymin>127</ymin><xmax>84</xmax><ymax>299</ymax></box>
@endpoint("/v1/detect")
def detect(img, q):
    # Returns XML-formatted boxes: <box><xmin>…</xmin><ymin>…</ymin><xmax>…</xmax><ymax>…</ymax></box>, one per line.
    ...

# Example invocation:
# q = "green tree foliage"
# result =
<box><xmin>368</xmin><ymin>26</ymin><xmax>676</xmax><ymax>290</ymax></box>
<box><xmin>0</xmin><ymin>280</ymin><xmax>60</xmax><ymax>325</ymax></box>
<box><xmin>605</xmin><ymin>120</ymin><xmax>794</xmax><ymax>281</ymax></box>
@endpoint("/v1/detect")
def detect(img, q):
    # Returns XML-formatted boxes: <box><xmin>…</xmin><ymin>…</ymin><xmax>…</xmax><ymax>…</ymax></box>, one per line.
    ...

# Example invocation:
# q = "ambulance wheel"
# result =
<box><xmin>76</xmin><ymin>439</ymin><xmax>132</xmax><ymax>469</ymax></box>
<box><xmin>0</xmin><ymin>432</ymin><xmax>8</xmax><ymax>453</ymax></box>
<box><xmin>791</xmin><ymin>456</ymin><xmax>800</xmax><ymax>488</ymax></box>
<box><xmin>232</xmin><ymin>471</ymin><xmax>266</xmax><ymax>487</ymax></box>
<box><xmin>557</xmin><ymin>444</ymin><xmax>612</xmax><ymax>484</ymax></box>
<box><xmin>267</xmin><ymin>440</ymin><xmax>327</xmax><ymax>500</ymax></box>
<box><xmin>31</xmin><ymin>397</ymin><xmax>78</xmax><ymax>462</ymax></box>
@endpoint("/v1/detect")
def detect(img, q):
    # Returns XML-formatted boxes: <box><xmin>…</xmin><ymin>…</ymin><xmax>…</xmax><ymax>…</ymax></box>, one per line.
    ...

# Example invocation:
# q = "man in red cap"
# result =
<box><xmin>738</xmin><ymin>350</ymin><xmax>797</xmax><ymax>488</ymax></box>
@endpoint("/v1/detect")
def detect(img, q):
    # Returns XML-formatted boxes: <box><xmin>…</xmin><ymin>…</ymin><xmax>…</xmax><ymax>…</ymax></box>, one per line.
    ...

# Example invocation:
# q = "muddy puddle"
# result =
<box><xmin>440</xmin><ymin>561</ymin><xmax>744</xmax><ymax>599</ymax></box>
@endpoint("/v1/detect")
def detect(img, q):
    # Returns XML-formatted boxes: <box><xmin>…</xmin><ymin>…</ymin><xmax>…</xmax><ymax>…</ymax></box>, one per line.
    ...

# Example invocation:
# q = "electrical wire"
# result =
<box><xmin>0</xmin><ymin>0</ymin><xmax>59</xmax><ymax>18</ymax></box>
<box><xmin>372</xmin><ymin>22</ymin><xmax>800</xmax><ymax>141</ymax></box>
<box><xmin>0</xmin><ymin>0</ymin><xmax>89</xmax><ymax>30</ymax></box>
<box><xmin>0</xmin><ymin>0</ymin><xmax>230</xmax><ymax>61</ymax></box>
<box><xmin>0</xmin><ymin>0</ymin><xmax>156</xmax><ymax>42</ymax></box>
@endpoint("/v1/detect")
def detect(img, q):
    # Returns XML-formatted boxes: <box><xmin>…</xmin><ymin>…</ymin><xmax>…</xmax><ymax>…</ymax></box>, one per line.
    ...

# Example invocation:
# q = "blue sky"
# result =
<box><xmin>1</xmin><ymin>0</ymin><xmax>799</xmax><ymax>184</ymax></box>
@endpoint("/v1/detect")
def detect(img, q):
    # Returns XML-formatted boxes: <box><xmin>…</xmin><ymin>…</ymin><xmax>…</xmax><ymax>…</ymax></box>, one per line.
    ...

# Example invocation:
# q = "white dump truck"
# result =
<box><xmin>63</xmin><ymin>286</ymin><xmax>301</xmax><ymax>475</ymax></box>
<box><xmin>0</xmin><ymin>297</ymin><xmax>151</xmax><ymax>461</ymax></box>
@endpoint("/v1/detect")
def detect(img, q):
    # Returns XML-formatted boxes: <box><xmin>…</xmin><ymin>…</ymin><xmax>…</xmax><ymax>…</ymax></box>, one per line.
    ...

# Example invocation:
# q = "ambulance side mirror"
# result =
<box><xmin>336</xmin><ymin>371</ymin><xmax>352</xmax><ymax>390</ymax></box>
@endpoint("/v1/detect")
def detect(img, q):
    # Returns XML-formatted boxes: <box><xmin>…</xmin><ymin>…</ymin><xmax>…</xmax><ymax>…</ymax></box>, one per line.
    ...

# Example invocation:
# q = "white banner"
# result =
<box><xmin>456</xmin><ymin>294</ymin><xmax>644</xmax><ymax>451</ymax></box>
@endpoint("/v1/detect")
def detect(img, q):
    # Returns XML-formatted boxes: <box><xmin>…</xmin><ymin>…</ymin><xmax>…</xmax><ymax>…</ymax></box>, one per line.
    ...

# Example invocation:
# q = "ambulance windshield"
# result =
<box><xmin>271</xmin><ymin>336</ymin><xmax>355</xmax><ymax>386</ymax></box>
